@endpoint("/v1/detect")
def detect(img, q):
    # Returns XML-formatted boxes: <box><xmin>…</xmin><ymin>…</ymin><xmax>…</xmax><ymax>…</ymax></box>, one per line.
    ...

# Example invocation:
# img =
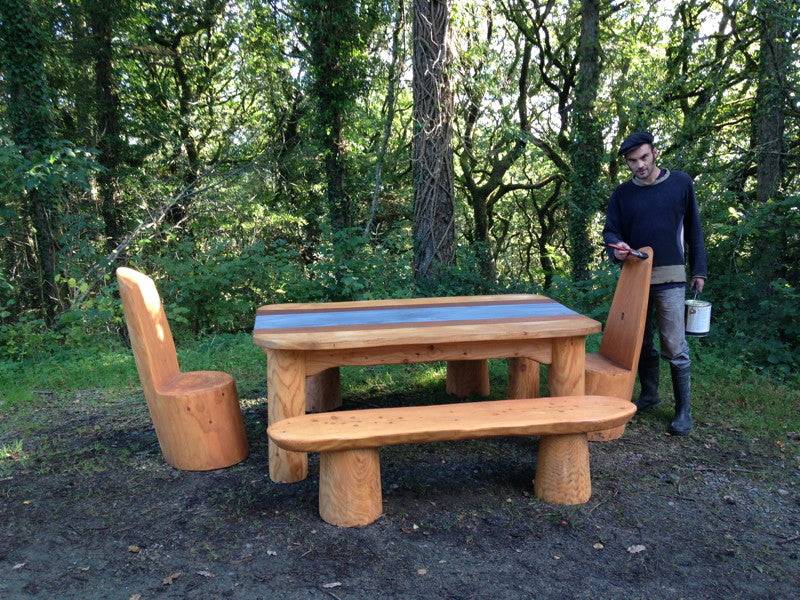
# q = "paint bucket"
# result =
<box><xmin>685</xmin><ymin>295</ymin><xmax>711</xmax><ymax>337</ymax></box>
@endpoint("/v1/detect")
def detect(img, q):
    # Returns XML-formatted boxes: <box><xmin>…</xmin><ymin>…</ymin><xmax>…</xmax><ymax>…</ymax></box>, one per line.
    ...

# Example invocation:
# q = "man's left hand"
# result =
<box><xmin>691</xmin><ymin>277</ymin><xmax>705</xmax><ymax>293</ymax></box>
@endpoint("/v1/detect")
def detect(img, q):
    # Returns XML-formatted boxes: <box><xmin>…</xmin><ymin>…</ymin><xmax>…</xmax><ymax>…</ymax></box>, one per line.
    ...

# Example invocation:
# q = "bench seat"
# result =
<box><xmin>268</xmin><ymin>396</ymin><xmax>635</xmax><ymax>527</ymax></box>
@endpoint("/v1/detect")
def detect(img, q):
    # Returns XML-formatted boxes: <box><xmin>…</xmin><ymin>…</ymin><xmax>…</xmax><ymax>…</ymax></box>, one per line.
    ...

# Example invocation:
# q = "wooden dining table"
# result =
<box><xmin>252</xmin><ymin>294</ymin><xmax>601</xmax><ymax>483</ymax></box>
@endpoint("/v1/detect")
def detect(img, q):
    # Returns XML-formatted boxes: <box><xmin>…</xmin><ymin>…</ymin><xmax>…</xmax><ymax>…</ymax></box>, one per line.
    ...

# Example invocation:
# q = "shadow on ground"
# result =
<box><xmin>1</xmin><ymin>384</ymin><xmax>798</xmax><ymax>599</ymax></box>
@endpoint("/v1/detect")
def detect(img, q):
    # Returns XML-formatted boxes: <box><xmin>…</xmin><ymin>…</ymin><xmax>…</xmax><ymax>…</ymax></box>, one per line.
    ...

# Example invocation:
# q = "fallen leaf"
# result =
<box><xmin>22</xmin><ymin>500</ymin><xmax>31</xmax><ymax>505</ymax></box>
<box><xmin>627</xmin><ymin>544</ymin><xmax>646</xmax><ymax>554</ymax></box>
<box><xmin>12</xmin><ymin>562</ymin><xmax>25</xmax><ymax>570</ymax></box>
<box><xmin>322</xmin><ymin>582</ymin><xmax>342</xmax><ymax>588</ymax></box>
<box><xmin>162</xmin><ymin>571</ymin><xmax>183</xmax><ymax>585</ymax></box>
<box><xmin>412</xmin><ymin>524</ymin><xmax>419</xmax><ymax>530</ymax></box>
<box><xmin>128</xmin><ymin>545</ymin><xmax>141</xmax><ymax>553</ymax></box>
<box><xmin>593</xmin><ymin>543</ymin><xmax>604</xmax><ymax>550</ymax></box>
<box><xmin>196</xmin><ymin>570</ymin><xmax>215</xmax><ymax>578</ymax></box>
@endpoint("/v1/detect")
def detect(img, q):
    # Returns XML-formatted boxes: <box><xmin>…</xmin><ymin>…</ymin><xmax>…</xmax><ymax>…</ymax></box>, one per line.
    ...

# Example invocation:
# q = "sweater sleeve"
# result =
<box><xmin>684</xmin><ymin>178</ymin><xmax>708</xmax><ymax>278</ymax></box>
<box><xmin>603</xmin><ymin>188</ymin><xmax>624</xmax><ymax>262</ymax></box>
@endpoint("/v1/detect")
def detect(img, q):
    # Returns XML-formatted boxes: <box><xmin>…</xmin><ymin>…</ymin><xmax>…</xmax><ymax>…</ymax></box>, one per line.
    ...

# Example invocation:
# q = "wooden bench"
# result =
<box><xmin>268</xmin><ymin>395</ymin><xmax>635</xmax><ymax>527</ymax></box>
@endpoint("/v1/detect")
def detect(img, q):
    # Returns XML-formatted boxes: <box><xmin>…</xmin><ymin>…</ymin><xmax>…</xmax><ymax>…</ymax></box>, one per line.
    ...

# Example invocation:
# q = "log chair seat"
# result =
<box><xmin>268</xmin><ymin>395</ymin><xmax>635</xmax><ymax>527</ymax></box>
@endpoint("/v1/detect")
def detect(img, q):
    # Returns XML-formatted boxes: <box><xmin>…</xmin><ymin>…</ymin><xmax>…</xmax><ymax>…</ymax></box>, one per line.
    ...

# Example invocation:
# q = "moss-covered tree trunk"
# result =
<box><xmin>753</xmin><ymin>0</ymin><xmax>788</xmax><ymax>205</ymax></box>
<box><xmin>0</xmin><ymin>0</ymin><xmax>59</xmax><ymax>320</ymax></box>
<box><xmin>412</xmin><ymin>0</ymin><xmax>454</xmax><ymax>287</ymax></box>
<box><xmin>566</xmin><ymin>0</ymin><xmax>602</xmax><ymax>282</ymax></box>
<box><xmin>86</xmin><ymin>0</ymin><xmax>125</xmax><ymax>252</ymax></box>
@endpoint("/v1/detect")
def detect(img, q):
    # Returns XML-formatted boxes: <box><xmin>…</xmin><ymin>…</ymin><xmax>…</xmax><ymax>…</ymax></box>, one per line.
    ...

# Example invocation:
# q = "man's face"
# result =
<box><xmin>624</xmin><ymin>143</ymin><xmax>658</xmax><ymax>181</ymax></box>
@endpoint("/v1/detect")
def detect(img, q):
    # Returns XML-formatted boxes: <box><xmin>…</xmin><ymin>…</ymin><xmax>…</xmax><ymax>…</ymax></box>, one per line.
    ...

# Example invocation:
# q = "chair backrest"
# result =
<box><xmin>116</xmin><ymin>267</ymin><xmax>180</xmax><ymax>398</ymax></box>
<box><xmin>598</xmin><ymin>247</ymin><xmax>653</xmax><ymax>371</ymax></box>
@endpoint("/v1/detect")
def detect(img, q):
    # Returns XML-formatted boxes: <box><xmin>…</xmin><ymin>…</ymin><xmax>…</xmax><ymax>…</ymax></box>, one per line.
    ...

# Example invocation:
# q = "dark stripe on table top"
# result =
<box><xmin>256</xmin><ymin>297</ymin><xmax>549</xmax><ymax>316</ymax></box>
<box><xmin>253</xmin><ymin>314</ymin><xmax>577</xmax><ymax>335</ymax></box>
<box><xmin>254</xmin><ymin>300</ymin><xmax>578</xmax><ymax>332</ymax></box>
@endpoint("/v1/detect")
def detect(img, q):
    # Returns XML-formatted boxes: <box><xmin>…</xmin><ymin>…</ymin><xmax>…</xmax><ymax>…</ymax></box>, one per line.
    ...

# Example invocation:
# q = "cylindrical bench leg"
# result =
<box><xmin>446</xmin><ymin>360</ymin><xmax>490</xmax><ymax>398</ymax></box>
<box><xmin>319</xmin><ymin>448</ymin><xmax>382</xmax><ymax>527</ymax></box>
<box><xmin>306</xmin><ymin>368</ymin><xmax>341</xmax><ymax>413</ymax></box>
<box><xmin>534</xmin><ymin>433</ymin><xmax>591</xmax><ymax>505</ymax></box>
<box><xmin>507</xmin><ymin>357</ymin><xmax>540</xmax><ymax>399</ymax></box>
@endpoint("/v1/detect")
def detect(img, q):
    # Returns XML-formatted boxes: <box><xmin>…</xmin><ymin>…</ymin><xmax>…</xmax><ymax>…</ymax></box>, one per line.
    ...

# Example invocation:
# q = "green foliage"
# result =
<box><xmin>0</xmin><ymin>0</ymin><xmax>798</xmax><ymax>400</ymax></box>
<box><xmin>0</xmin><ymin>138</ymin><xmax>98</xmax><ymax>196</ymax></box>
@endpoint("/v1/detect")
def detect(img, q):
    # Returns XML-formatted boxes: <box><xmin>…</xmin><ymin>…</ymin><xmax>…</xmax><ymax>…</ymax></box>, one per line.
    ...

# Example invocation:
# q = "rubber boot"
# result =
<box><xmin>669</xmin><ymin>365</ymin><xmax>693</xmax><ymax>435</ymax></box>
<box><xmin>635</xmin><ymin>355</ymin><xmax>661</xmax><ymax>412</ymax></box>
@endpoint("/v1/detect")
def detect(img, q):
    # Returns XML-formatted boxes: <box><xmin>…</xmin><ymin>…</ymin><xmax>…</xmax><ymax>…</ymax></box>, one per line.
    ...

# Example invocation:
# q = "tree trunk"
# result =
<box><xmin>365</xmin><ymin>0</ymin><xmax>405</xmax><ymax>238</ymax></box>
<box><xmin>87</xmin><ymin>0</ymin><xmax>124</xmax><ymax>252</ymax></box>
<box><xmin>412</xmin><ymin>0</ymin><xmax>455</xmax><ymax>286</ymax></box>
<box><xmin>753</xmin><ymin>0</ymin><xmax>788</xmax><ymax>204</ymax></box>
<box><xmin>0</xmin><ymin>0</ymin><xmax>59</xmax><ymax>320</ymax></box>
<box><xmin>566</xmin><ymin>0</ymin><xmax>602</xmax><ymax>282</ymax></box>
<box><xmin>323</xmin><ymin>109</ymin><xmax>349</xmax><ymax>231</ymax></box>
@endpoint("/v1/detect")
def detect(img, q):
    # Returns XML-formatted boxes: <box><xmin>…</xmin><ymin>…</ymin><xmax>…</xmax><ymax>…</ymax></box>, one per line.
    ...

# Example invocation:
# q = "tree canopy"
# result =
<box><xmin>0</xmin><ymin>0</ymin><xmax>798</xmax><ymax>372</ymax></box>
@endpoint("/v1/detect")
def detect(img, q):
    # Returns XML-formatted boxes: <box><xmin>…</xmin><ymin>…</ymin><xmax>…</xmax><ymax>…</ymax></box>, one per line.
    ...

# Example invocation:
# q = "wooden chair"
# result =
<box><xmin>116</xmin><ymin>267</ymin><xmax>249</xmax><ymax>470</ymax></box>
<box><xmin>518</xmin><ymin>247</ymin><xmax>652</xmax><ymax>441</ymax></box>
<box><xmin>582</xmin><ymin>246</ymin><xmax>653</xmax><ymax>440</ymax></box>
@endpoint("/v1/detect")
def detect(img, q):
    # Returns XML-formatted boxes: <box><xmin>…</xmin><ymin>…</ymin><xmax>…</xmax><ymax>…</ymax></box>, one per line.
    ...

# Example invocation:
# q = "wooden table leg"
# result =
<box><xmin>306</xmin><ymin>367</ymin><xmax>341</xmax><ymax>413</ymax></box>
<box><xmin>507</xmin><ymin>357</ymin><xmax>540</xmax><ymax>399</ymax></box>
<box><xmin>266</xmin><ymin>349</ymin><xmax>308</xmax><ymax>483</ymax></box>
<box><xmin>446</xmin><ymin>360</ymin><xmax>490</xmax><ymax>398</ymax></box>
<box><xmin>549</xmin><ymin>336</ymin><xmax>585</xmax><ymax>396</ymax></box>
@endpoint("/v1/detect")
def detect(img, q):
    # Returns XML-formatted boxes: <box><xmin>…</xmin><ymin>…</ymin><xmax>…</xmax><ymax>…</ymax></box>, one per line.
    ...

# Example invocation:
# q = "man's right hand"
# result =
<box><xmin>609</xmin><ymin>241</ymin><xmax>632</xmax><ymax>260</ymax></box>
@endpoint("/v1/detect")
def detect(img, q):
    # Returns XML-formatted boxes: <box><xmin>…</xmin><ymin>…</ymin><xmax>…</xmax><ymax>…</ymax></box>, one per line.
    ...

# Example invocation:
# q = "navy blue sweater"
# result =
<box><xmin>603</xmin><ymin>170</ymin><xmax>708</xmax><ymax>286</ymax></box>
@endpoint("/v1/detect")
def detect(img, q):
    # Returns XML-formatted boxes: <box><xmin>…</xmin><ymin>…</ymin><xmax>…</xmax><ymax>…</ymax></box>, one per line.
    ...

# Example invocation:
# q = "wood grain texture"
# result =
<box><xmin>117</xmin><ymin>268</ymin><xmax>248</xmax><ymax>471</ymax></box>
<box><xmin>319</xmin><ymin>449</ymin><xmax>382</xmax><ymax>527</ymax></box>
<box><xmin>598</xmin><ymin>247</ymin><xmax>653</xmax><ymax>373</ymax></box>
<box><xmin>491</xmin><ymin>253</ymin><xmax>650</xmax><ymax>442</ymax></box>
<box><xmin>305</xmin><ymin>339</ymin><xmax>551</xmax><ymax>376</ymax></box>
<box><xmin>255</xmin><ymin>318</ymin><xmax>600</xmax><ymax>350</ymax></box>
<box><xmin>117</xmin><ymin>267</ymin><xmax>180</xmax><ymax>400</ymax></box>
<box><xmin>266</xmin><ymin>349</ymin><xmax>308</xmax><ymax>482</ymax></box>
<box><xmin>507</xmin><ymin>357</ymin><xmax>540</xmax><ymax>399</ymax></box>
<box><xmin>268</xmin><ymin>396</ymin><xmax>635</xmax><ymax>452</ymax></box>
<box><xmin>306</xmin><ymin>368</ymin><xmax>341</xmax><ymax>413</ymax></box>
<box><xmin>154</xmin><ymin>371</ymin><xmax>249</xmax><ymax>470</ymax></box>
<box><xmin>534</xmin><ymin>433</ymin><xmax>591</xmax><ymax>504</ymax></box>
<box><xmin>586</xmin><ymin>249</ymin><xmax>651</xmax><ymax>441</ymax></box>
<box><xmin>253</xmin><ymin>294</ymin><xmax>599</xmax><ymax>350</ymax></box>
<box><xmin>446</xmin><ymin>360</ymin><xmax>490</xmax><ymax>398</ymax></box>
<box><xmin>549</xmin><ymin>337</ymin><xmax>585</xmax><ymax>396</ymax></box>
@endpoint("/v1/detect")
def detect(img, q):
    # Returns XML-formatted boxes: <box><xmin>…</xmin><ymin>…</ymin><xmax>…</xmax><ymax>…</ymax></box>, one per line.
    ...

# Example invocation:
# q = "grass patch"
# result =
<box><xmin>0</xmin><ymin>332</ymin><xmax>265</xmax><ymax>407</ymax></box>
<box><xmin>0</xmin><ymin>439</ymin><xmax>28</xmax><ymax>476</ymax></box>
<box><xmin>1</xmin><ymin>333</ymin><xmax>798</xmax><ymax>441</ymax></box>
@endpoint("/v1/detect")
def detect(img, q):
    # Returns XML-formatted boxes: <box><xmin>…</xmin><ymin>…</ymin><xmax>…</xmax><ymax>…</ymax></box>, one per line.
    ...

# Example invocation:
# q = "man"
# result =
<box><xmin>603</xmin><ymin>131</ymin><xmax>707</xmax><ymax>435</ymax></box>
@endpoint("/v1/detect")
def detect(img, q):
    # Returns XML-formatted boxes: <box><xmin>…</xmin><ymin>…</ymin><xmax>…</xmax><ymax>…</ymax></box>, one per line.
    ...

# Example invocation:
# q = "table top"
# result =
<box><xmin>253</xmin><ymin>294</ymin><xmax>600</xmax><ymax>351</ymax></box>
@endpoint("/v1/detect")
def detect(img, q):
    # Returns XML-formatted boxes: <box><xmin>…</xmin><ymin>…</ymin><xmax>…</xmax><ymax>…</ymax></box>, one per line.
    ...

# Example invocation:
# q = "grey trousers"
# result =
<box><xmin>640</xmin><ymin>285</ymin><xmax>691</xmax><ymax>370</ymax></box>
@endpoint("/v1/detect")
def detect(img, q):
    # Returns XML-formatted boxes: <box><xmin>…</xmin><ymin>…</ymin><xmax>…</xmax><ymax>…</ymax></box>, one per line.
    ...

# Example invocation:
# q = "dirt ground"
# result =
<box><xmin>1</xmin><ymin>383</ymin><xmax>799</xmax><ymax>600</ymax></box>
